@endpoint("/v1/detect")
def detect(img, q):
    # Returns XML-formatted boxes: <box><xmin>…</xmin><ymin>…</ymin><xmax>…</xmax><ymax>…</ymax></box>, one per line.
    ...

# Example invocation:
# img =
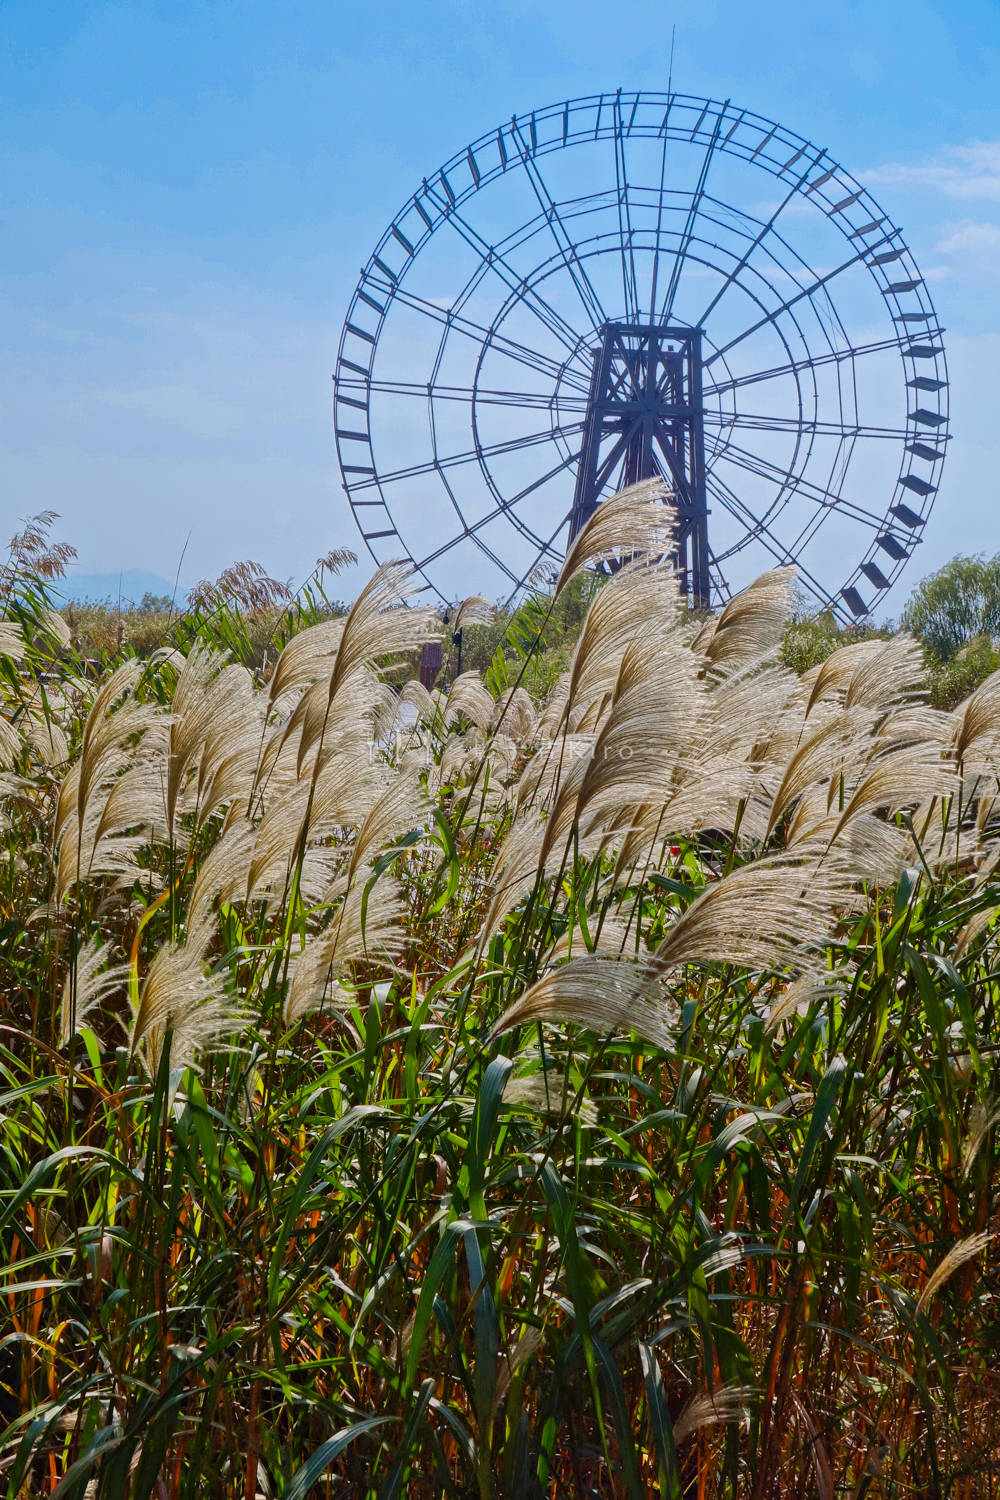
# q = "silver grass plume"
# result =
<box><xmin>188</xmin><ymin>819</ymin><xmax>259</xmax><ymax>930</ymax></box>
<box><xmin>284</xmin><ymin>562</ymin><xmax>438</xmax><ymax>721</ymax></box>
<box><xmin>243</xmin><ymin>788</ymin><xmax>313</xmax><ymax>906</ymax></box>
<box><xmin>480</xmin><ymin>814</ymin><xmax>558</xmax><ymax>937</ymax></box>
<box><xmin>452</xmin><ymin>594</ymin><xmax>494</xmax><ymax>631</ymax></box>
<box><xmin>492</xmin><ymin>685</ymin><xmax>536</xmax><ymax>743</ymax></box>
<box><xmin>26</xmin><ymin>711</ymin><xmax>69</xmax><ymax>767</ymax></box>
<box><xmin>875</xmin><ymin>703</ymin><xmax>953</xmax><ymax>752</ymax></box>
<box><xmin>486</xmin><ymin>656</ymin><xmax>704</xmax><ymax>924</ymax></box>
<box><xmin>833</xmin><ymin>742</ymin><xmax>957</xmax><ymax>833</ymax></box>
<box><xmin>97</xmin><ymin>753</ymin><xmax>178</xmax><ymax>852</ymax></box>
<box><xmin>308</xmin><ymin>747</ymin><xmax>389</xmax><ymax>837</ymax></box>
<box><xmin>267</xmin><ymin>616</ymin><xmax>346</xmax><ymax>704</ymax></box>
<box><xmin>439</xmin><ymin>730</ymin><xmax>486</xmax><ymax>788</ymax></box>
<box><xmin>60</xmin><ymin>937</ymin><xmax>129</xmax><ymax>1045</ymax></box>
<box><xmin>55</xmin><ymin>752</ymin><xmax>172</xmax><ymax>904</ymax></box>
<box><xmin>619</xmin><ymin>658</ymin><xmax>800</xmax><ymax>856</ymax></box>
<box><xmin>535</xmin><ymin>674</ymin><xmax>571</xmax><ymax>740</ymax></box>
<box><xmin>515</xmin><ymin>734</ymin><xmax>595</xmax><ymax>813</ymax></box>
<box><xmin>445</xmin><ymin>671</ymin><xmax>496</xmax><ymax>732</ymax></box>
<box><xmin>55</xmin><ymin>717</ymin><xmax>173</xmax><ymax>904</ymax></box>
<box><xmin>801</xmin><ymin>640</ymin><xmax>885</xmax><ymax>714</ymax></box>
<box><xmin>285</xmin><ymin>879</ymin><xmax>406</xmax><ymax>1022</ymax></box>
<box><xmin>765</xmin><ymin>709</ymin><xmax>872</xmax><ymax>838</ymax></box>
<box><xmin>802</xmin><ymin>636</ymin><xmax>925</xmax><ymax>718</ymax></box>
<box><xmin>243</xmin><ymin>750</ymin><xmax>399</xmax><ymax>910</ymax></box>
<box><xmin>956</xmin><ymin>901</ymin><xmax>1000</xmax><ymax>955</ymax></box>
<box><xmin>700</xmin><ymin>658</ymin><xmax>800</xmax><ymax>769</ymax></box>
<box><xmin>746</xmin><ymin>676</ymin><xmax>825</xmax><ymax>790</ymax></box>
<box><xmin>608</xmin><ymin>752</ymin><xmax>759</xmax><ymax>884</ymax></box>
<box><xmin>399</xmin><ymin>678</ymin><xmax>437</xmax><ymax>726</ymax></box>
<box><xmin>52</xmin><ymin>664</ymin><xmax>168</xmax><ymax>899</ymax></box>
<box><xmin>55</xmin><ymin>825</ymin><xmax>148</xmax><ymax>905</ymax></box>
<box><xmin>555</xmin><ymin>480</ymin><xmax>673</xmax><ymax>595</ymax></box>
<box><xmin>278</xmin><ymin>664</ymin><xmax>389</xmax><ymax>776</ymax></box>
<box><xmin>917</xmin><ymin>1231</ymin><xmax>993</xmax><ymax>1311</ymax></box>
<box><xmin>650</xmin><ymin>854</ymin><xmax>855</xmax><ymax>978</ymax></box>
<box><xmin>804</xmin><ymin>810</ymin><xmax>914</xmax><ymax>886</ymax></box>
<box><xmin>478</xmin><ymin>770</ymin><xmax>518</xmax><ymax>817</ymax></box>
<box><xmin>843</xmin><ymin>634</ymin><xmax>925</xmax><ymax>712</ymax></box>
<box><xmin>55</xmin><ymin>659</ymin><xmax>154</xmax><ymax>850</ymax></box>
<box><xmin>130</xmin><ymin>922</ymin><xmax>242</xmax><ymax>1077</ymax></box>
<box><xmin>41</xmin><ymin>608</ymin><xmax>71</xmax><ymax>649</ymax></box>
<box><xmin>198</xmin><ymin>737</ymin><xmax>266</xmax><ymax>832</ymax></box>
<box><xmin>447</xmin><ymin>731</ymin><xmax>519</xmax><ymax>803</ymax></box>
<box><xmin>570</xmin><ymin>633</ymin><xmax>702</xmax><ymax>828</ymax></box>
<box><xmin>0</xmin><ymin>715</ymin><xmax>22</xmax><ymax>770</ymax></box>
<box><xmin>343</xmin><ymin>771</ymin><xmax>426</xmax><ymax>887</ymax></box>
<box><xmin>948</xmin><ymin>668</ymin><xmax>1000</xmax><ymax>766</ymax></box>
<box><xmin>695</xmin><ymin>568</ymin><xmax>796</xmax><ymax>670</ymax></box>
<box><xmin>764</xmin><ymin>972</ymin><xmax>845</xmax><ymax>1032</ymax></box>
<box><xmin>0</xmin><ymin>619</ymin><xmax>25</xmax><ymax>661</ymax></box>
<box><xmin>549</xmin><ymin>909</ymin><xmax>637</xmax><ymax>962</ymax></box>
<box><xmin>561</xmin><ymin>559</ymin><xmax>682</xmax><ymax>731</ymax></box>
<box><xmin>505</xmin><ymin>1061</ymin><xmax>599</xmax><ymax>1127</ymax></box>
<box><xmin>188</xmin><ymin>660</ymin><xmax>262</xmax><ymax>825</ymax></box>
<box><xmin>482</xmin><ymin>732</ymin><xmax>519</xmax><ymax>783</ymax></box>
<box><xmin>672</xmin><ymin>1385</ymin><xmax>758</xmax><ymax>1445</ymax></box>
<box><xmin>963</xmin><ymin>1097</ymin><xmax>1000</xmax><ymax>1177</ymax></box>
<box><xmin>489</xmin><ymin>955</ymin><xmax>675</xmax><ymax>1051</ymax></box>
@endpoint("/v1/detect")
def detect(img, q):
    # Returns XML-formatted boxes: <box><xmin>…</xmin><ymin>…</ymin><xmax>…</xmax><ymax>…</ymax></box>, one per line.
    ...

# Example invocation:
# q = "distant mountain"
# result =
<box><xmin>52</xmin><ymin>571</ymin><xmax>185</xmax><ymax>607</ymax></box>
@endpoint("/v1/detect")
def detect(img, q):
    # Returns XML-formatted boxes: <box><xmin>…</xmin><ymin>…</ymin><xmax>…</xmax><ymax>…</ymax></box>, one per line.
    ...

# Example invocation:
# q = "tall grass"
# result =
<box><xmin>1</xmin><ymin>494</ymin><xmax>999</xmax><ymax>1497</ymax></box>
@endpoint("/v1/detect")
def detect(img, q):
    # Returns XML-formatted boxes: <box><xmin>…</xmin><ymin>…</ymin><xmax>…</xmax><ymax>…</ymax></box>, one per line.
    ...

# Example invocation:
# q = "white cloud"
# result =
<box><xmin>862</xmin><ymin>142</ymin><xmax>1000</xmax><ymax>201</ymax></box>
<box><xmin>934</xmin><ymin>220</ymin><xmax>1000</xmax><ymax>257</ymax></box>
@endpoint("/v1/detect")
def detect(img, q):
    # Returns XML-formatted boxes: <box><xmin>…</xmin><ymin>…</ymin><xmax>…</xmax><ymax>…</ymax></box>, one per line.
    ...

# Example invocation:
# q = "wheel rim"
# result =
<box><xmin>335</xmin><ymin>91</ymin><xmax>948</xmax><ymax>619</ymax></box>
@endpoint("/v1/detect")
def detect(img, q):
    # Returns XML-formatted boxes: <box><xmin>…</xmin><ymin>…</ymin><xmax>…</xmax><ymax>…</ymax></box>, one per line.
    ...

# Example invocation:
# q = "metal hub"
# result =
<box><xmin>569</xmin><ymin>321</ymin><xmax>710</xmax><ymax>605</ymax></box>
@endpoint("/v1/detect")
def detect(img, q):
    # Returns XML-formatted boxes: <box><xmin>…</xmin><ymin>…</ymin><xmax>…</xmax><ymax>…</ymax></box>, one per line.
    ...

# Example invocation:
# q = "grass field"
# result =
<box><xmin>1</xmin><ymin>489</ymin><xmax>999</xmax><ymax>1497</ymax></box>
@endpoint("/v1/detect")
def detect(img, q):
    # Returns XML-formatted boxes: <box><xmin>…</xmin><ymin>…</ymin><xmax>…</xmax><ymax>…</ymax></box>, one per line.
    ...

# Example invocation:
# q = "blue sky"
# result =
<box><xmin>2</xmin><ymin>0</ymin><xmax>999</xmax><ymax>612</ymax></box>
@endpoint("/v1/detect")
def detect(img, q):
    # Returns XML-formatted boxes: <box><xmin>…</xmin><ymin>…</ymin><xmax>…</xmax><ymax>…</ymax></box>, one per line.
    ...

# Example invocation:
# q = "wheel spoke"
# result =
<box><xmin>501</xmin><ymin>505</ymin><xmax>577</xmax><ymax>605</ymax></box>
<box><xmin>692</xmin><ymin>147</ymin><xmax>825</xmax><ymax>327</ymax></box>
<box><xmin>660</xmin><ymin>102</ymin><xmax>728</xmax><ymax>321</ymax></box>
<box><xmin>341</xmin><ymin>377</ymin><xmax>589</xmax><ymax>413</ymax></box>
<box><xmin>705</xmin><ymin>470</ymin><xmax>833</xmax><ymax>608</ymax></box>
<box><xmin>713</xmin><ymin>439</ymin><xmax>890</xmax><ymax>530</ymax></box>
<box><xmin>703</xmin><ymin>231</ymin><xmax>896</xmax><ymax>369</ymax></box>
<box><xmin>704</xmin><ymin>412</ymin><xmax>910</xmax><ymax>441</ymax></box>
<box><xmin>612</xmin><ymin>93</ymin><xmax>641</xmax><ymax>325</ymax></box>
<box><xmin>647</xmin><ymin>105</ymin><xmax>672</xmax><ymax>322</ymax></box>
<box><xmin>706</xmin><ymin>544</ymin><xmax>733</xmax><ymax>603</ymax></box>
<box><xmin>509</xmin><ymin>119</ymin><xmax>610</xmax><ymax>336</ymax></box>
<box><xmin>363</xmin><ymin>279</ymin><xmax>592</xmax><ymax>393</ymax></box>
<box><xmin>351</xmin><ymin>421</ymin><xmax>584</xmax><ymax>492</ymax></box>
<box><xmin>702</xmin><ymin>334</ymin><xmax>907</xmax><ymax>400</ymax></box>
<box><xmin>420</xmin><ymin>180</ymin><xmax>590</xmax><ymax>360</ymax></box>
<box><xmin>718</xmin><ymin>448</ymin><xmax>851</xmax><ymax>571</ymax></box>
<box><xmin>419</xmin><ymin>463</ymin><xmax>528</xmax><ymax>589</ymax></box>
<box><xmin>410</xmin><ymin>446</ymin><xmax>584</xmax><ymax>571</ymax></box>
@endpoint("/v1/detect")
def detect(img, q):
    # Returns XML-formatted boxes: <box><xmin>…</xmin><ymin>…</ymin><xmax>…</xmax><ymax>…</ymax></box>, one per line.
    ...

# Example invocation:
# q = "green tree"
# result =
<box><xmin>901</xmin><ymin>553</ymin><xmax>1000</xmax><ymax>663</ymax></box>
<box><xmin>138</xmin><ymin>590</ymin><xmax>174</xmax><ymax>613</ymax></box>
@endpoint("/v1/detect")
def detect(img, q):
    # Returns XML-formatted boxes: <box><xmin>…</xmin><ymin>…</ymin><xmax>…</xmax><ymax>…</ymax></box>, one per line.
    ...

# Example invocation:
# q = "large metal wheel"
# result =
<box><xmin>334</xmin><ymin>91</ymin><xmax>948</xmax><ymax>618</ymax></box>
